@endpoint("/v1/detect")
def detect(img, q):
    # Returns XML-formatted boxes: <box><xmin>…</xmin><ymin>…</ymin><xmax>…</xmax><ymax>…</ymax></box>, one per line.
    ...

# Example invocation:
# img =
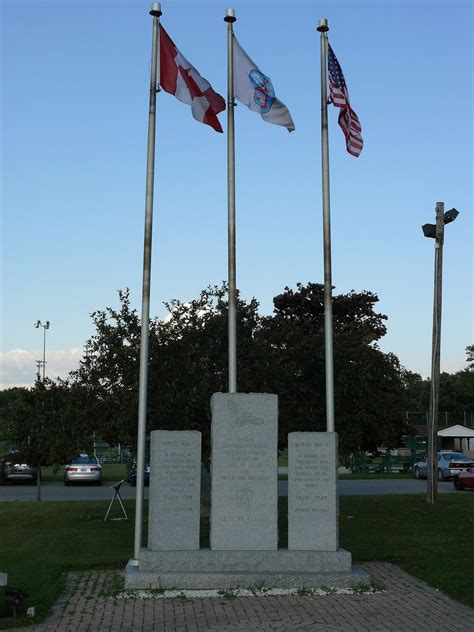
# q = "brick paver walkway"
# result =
<box><xmin>5</xmin><ymin>563</ymin><xmax>473</xmax><ymax>631</ymax></box>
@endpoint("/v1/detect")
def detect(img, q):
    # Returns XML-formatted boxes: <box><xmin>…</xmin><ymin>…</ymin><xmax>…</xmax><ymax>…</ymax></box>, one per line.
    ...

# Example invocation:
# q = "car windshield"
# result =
<box><xmin>440</xmin><ymin>453</ymin><xmax>470</xmax><ymax>462</ymax></box>
<box><xmin>71</xmin><ymin>456</ymin><xmax>98</xmax><ymax>465</ymax></box>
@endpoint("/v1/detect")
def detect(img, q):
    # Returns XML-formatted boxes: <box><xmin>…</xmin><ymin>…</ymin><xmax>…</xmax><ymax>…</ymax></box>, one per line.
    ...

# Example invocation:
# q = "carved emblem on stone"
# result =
<box><xmin>228</xmin><ymin>400</ymin><xmax>265</xmax><ymax>427</ymax></box>
<box><xmin>235</xmin><ymin>488</ymin><xmax>254</xmax><ymax>508</ymax></box>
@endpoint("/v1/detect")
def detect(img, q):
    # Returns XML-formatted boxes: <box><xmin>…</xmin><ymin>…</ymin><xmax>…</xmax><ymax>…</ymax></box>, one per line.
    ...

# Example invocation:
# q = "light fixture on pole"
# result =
<box><xmin>422</xmin><ymin>203</ymin><xmax>459</xmax><ymax>504</ymax></box>
<box><xmin>34</xmin><ymin>320</ymin><xmax>50</xmax><ymax>382</ymax></box>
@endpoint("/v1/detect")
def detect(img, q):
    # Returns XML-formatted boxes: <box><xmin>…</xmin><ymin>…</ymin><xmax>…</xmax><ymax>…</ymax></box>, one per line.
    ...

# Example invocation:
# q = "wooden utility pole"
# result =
<box><xmin>426</xmin><ymin>202</ymin><xmax>444</xmax><ymax>504</ymax></box>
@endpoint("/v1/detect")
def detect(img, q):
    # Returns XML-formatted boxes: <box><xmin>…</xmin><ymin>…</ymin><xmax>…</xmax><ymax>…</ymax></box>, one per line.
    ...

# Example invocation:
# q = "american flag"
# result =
<box><xmin>328</xmin><ymin>43</ymin><xmax>363</xmax><ymax>157</ymax></box>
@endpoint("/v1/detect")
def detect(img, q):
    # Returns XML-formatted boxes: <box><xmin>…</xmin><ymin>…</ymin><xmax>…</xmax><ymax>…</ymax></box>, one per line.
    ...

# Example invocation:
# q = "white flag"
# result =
<box><xmin>233</xmin><ymin>35</ymin><xmax>295</xmax><ymax>132</ymax></box>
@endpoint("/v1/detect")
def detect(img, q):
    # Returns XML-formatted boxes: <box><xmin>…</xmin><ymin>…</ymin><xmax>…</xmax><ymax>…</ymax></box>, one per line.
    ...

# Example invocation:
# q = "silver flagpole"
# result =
<box><xmin>317</xmin><ymin>18</ymin><xmax>335</xmax><ymax>433</ymax></box>
<box><xmin>133</xmin><ymin>1</ymin><xmax>162</xmax><ymax>562</ymax></box>
<box><xmin>224</xmin><ymin>8</ymin><xmax>237</xmax><ymax>393</ymax></box>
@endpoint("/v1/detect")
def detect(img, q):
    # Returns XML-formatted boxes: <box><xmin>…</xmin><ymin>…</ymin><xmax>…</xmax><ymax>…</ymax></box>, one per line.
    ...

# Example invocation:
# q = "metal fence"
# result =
<box><xmin>92</xmin><ymin>442</ymin><xmax>133</xmax><ymax>463</ymax></box>
<box><xmin>403</xmin><ymin>411</ymin><xmax>474</xmax><ymax>428</ymax></box>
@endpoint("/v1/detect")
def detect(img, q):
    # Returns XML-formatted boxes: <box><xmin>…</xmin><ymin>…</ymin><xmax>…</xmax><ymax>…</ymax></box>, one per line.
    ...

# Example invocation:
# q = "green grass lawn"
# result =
<box><xmin>278</xmin><ymin>472</ymin><xmax>413</xmax><ymax>481</ymax></box>
<box><xmin>0</xmin><ymin>500</ymin><xmax>139</xmax><ymax>628</ymax></box>
<box><xmin>1</xmin><ymin>494</ymin><xmax>473</xmax><ymax>628</ymax></box>
<box><xmin>338</xmin><ymin>494</ymin><xmax>474</xmax><ymax>607</ymax></box>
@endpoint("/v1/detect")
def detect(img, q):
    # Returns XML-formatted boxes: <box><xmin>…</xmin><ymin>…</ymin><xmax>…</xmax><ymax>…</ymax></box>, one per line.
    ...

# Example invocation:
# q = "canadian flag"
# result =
<box><xmin>159</xmin><ymin>26</ymin><xmax>226</xmax><ymax>133</ymax></box>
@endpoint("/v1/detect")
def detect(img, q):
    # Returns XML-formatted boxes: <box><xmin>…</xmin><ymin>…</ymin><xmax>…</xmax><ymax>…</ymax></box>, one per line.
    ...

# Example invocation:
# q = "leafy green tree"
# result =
<box><xmin>439</xmin><ymin>370</ymin><xmax>474</xmax><ymax>417</ymax></box>
<box><xmin>4</xmin><ymin>379</ymin><xmax>93</xmax><ymax>500</ymax></box>
<box><xmin>72</xmin><ymin>282</ymin><xmax>409</xmax><ymax>463</ymax></box>
<box><xmin>399</xmin><ymin>369</ymin><xmax>429</xmax><ymax>412</ymax></box>
<box><xmin>400</xmin><ymin>357</ymin><xmax>474</xmax><ymax>428</ymax></box>
<box><xmin>149</xmin><ymin>285</ymin><xmax>263</xmax><ymax>461</ymax></box>
<box><xmin>261</xmin><ymin>283</ymin><xmax>408</xmax><ymax>460</ymax></box>
<box><xmin>466</xmin><ymin>345</ymin><xmax>474</xmax><ymax>371</ymax></box>
<box><xmin>72</xmin><ymin>285</ymin><xmax>263</xmax><ymax>460</ymax></box>
<box><xmin>0</xmin><ymin>387</ymin><xmax>30</xmax><ymax>444</ymax></box>
<box><xmin>71</xmin><ymin>289</ymin><xmax>142</xmax><ymax>450</ymax></box>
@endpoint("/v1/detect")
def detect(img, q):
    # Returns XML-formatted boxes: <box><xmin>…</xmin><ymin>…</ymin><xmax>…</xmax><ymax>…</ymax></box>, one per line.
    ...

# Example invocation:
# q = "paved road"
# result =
<box><xmin>0</xmin><ymin>478</ymin><xmax>461</xmax><ymax>502</ymax></box>
<box><xmin>0</xmin><ymin>480</ymin><xmax>146</xmax><ymax>502</ymax></box>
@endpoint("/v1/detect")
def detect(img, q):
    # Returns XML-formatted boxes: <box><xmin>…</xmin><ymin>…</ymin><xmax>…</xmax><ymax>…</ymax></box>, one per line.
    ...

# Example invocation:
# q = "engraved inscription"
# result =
<box><xmin>288</xmin><ymin>432</ymin><xmax>338</xmax><ymax>551</ymax></box>
<box><xmin>215</xmin><ymin>438</ymin><xmax>272</xmax><ymax>524</ymax></box>
<box><xmin>292</xmin><ymin>440</ymin><xmax>332</xmax><ymax>514</ymax></box>
<box><xmin>211</xmin><ymin>393</ymin><xmax>278</xmax><ymax>550</ymax></box>
<box><xmin>159</xmin><ymin>439</ymin><xmax>200</xmax><ymax>513</ymax></box>
<box><xmin>149</xmin><ymin>430</ymin><xmax>201</xmax><ymax>551</ymax></box>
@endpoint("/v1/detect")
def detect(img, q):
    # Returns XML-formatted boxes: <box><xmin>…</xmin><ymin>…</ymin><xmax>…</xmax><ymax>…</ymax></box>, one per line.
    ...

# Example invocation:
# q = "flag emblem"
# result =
<box><xmin>249</xmin><ymin>70</ymin><xmax>276</xmax><ymax>113</ymax></box>
<box><xmin>233</xmin><ymin>35</ymin><xmax>295</xmax><ymax>132</ymax></box>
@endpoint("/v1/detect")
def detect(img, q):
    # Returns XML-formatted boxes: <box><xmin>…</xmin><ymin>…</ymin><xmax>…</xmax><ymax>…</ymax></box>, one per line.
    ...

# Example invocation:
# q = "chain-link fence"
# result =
<box><xmin>404</xmin><ymin>411</ymin><xmax>474</xmax><ymax>428</ymax></box>
<box><xmin>92</xmin><ymin>442</ymin><xmax>133</xmax><ymax>463</ymax></box>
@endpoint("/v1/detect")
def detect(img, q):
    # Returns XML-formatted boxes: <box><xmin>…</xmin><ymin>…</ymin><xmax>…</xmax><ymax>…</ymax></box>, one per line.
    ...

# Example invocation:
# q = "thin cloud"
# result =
<box><xmin>0</xmin><ymin>348</ymin><xmax>83</xmax><ymax>390</ymax></box>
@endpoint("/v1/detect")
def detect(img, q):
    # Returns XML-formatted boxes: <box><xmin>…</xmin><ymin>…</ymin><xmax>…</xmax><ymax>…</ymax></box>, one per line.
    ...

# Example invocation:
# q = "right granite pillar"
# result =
<box><xmin>288</xmin><ymin>432</ymin><xmax>338</xmax><ymax>551</ymax></box>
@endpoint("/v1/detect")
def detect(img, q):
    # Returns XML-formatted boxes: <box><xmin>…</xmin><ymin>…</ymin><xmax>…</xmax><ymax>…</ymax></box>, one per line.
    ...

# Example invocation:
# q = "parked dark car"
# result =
<box><xmin>1</xmin><ymin>454</ymin><xmax>38</xmax><ymax>484</ymax></box>
<box><xmin>127</xmin><ymin>460</ymin><xmax>150</xmax><ymax>487</ymax></box>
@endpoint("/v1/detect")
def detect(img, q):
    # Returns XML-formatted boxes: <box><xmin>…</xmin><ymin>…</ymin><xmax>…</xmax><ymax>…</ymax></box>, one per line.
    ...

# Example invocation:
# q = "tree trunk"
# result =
<box><xmin>37</xmin><ymin>464</ymin><xmax>42</xmax><ymax>501</ymax></box>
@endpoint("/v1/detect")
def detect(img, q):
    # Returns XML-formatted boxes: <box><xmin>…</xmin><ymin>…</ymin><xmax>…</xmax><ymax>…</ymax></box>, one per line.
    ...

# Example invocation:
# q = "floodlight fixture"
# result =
<box><xmin>422</xmin><ymin>207</ymin><xmax>459</xmax><ymax>238</ymax></box>
<box><xmin>422</xmin><ymin>223</ymin><xmax>436</xmax><ymax>238</ymax></box>
<box><xmin>443</xmin><ymin>208</ymin><xmax>459</xmax><ymax>224</ymax></box>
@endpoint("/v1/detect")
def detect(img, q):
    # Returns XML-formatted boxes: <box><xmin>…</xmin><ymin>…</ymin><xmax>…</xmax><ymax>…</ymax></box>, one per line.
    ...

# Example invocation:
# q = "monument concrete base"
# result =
<box><xmin>124</xmin><ymin>548</ymin><xmax>370</xmax><ymax>590</ymax></box>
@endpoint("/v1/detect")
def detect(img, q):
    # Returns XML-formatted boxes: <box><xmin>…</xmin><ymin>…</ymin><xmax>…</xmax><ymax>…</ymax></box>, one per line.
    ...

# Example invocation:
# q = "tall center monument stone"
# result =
<box><xmin>210</xmin><ymin>393</ymin><xmax>278</xmax><ymax>550</ymax></box>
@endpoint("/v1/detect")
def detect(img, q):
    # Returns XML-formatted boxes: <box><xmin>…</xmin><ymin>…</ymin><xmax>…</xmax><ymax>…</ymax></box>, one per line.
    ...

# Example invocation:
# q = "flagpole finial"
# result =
<box><xmin>224</xmin><ymin>7</ymin><xmax>237</xmax><ymax>23</ymax></box>
<box><xmin>150</xmin><ymin>2</ymin><xmax>162</xmax><ymax>17</ymax></box>
<box><xmin>317</xmin><ymin>18</ymin><xmax>329</xmax><ymax>32</ymax></box>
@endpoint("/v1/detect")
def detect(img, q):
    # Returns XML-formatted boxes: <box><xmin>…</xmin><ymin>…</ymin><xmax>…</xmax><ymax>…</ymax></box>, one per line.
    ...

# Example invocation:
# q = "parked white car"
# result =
<box><xmin>413</xmin><ymin>451</ymin><xmax>474</xmax><ymax>481</ymax></box>
<box><xmin>64</xmin><ymin>455</ymin><xmax>102</xmax><ymax>486</ymax></box>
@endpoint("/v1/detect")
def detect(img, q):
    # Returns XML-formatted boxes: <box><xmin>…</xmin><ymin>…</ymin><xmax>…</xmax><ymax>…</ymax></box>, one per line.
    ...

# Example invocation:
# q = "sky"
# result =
<box><xmin>1</xmin><ymin>0</ymin><xmax>472</xmax><ymax>390</ymax></box>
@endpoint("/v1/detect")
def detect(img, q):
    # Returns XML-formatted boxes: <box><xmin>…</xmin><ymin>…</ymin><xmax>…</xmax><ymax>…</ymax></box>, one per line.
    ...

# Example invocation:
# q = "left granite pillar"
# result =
<box><xmin>148</xmin><ymin>430</ymin><xmax>201</xmax><ymax>551</ymax></box>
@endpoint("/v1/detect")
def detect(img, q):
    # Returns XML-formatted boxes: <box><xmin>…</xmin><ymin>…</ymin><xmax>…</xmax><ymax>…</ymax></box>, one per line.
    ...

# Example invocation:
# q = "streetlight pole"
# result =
<box><xmin>34</xmin><ymin>320</ymin><xmax>50</xmax><ymax>382</ymax></box>
<box><xmin>35</xmin><ymin>360</ymin><xmax>43</xmax><ymax>380</ymax></box>
<box><xmin>422</xmin><ymin>203</ymin><xmax>459</xmax><ymax>504</ymax></box>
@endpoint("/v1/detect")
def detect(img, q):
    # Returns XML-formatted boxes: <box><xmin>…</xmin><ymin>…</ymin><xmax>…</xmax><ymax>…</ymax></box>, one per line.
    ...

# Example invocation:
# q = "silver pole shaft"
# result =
<box><xmin>319</xmin><ymin>25</ymin><xmax>335</xmax><ymax>433</ymax></box>
<box><xmin>133</xmin><ymin>8</ymin><xmax>160</xmax><ymax>561</ymax></box>
<box><xmin>426</xmin><ymin>202</ymin><xmax>444</xmax><ymax>504</ymax></box>
<box><xmin>226</xmin><ymin>14</ymin><xmax>237</xmax><ymax>393</ymax></box>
